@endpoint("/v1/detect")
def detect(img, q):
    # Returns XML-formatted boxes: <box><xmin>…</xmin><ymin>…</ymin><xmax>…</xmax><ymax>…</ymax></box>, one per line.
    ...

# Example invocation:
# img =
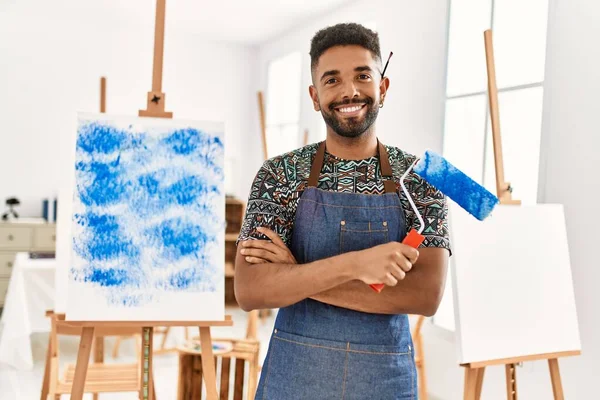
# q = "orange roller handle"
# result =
<box><xmin>370</xmin><ymin>228</ymin><xmax>425</xmax><ymax>293</ymax></box>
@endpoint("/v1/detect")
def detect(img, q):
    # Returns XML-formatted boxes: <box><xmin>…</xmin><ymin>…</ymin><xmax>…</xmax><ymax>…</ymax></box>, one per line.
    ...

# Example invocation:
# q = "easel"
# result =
<box><xmin>256</xmin><ymin>91</ymin><xmax>311</xmax><ymax>160</ymax></box>
<box><xmin>460</xmin><ymin>29</ymin><xmax>580</xmax><ymax>400</ymax></box>
<box><xmin>66</xmin><ymin>1</ymin><xmax>233</xmax><ymax>399</ymax></box>
<box><xmin>257</xmin><ymin>91</ymin><xmax>268</xmax><ymax>161</ymax></box>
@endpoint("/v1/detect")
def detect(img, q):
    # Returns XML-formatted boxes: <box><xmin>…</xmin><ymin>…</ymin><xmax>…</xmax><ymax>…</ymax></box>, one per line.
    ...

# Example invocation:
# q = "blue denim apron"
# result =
<box><xmin>254</xmin><ymin>141</ymin><xmax>417</xmax><ymax>399</ymax></box>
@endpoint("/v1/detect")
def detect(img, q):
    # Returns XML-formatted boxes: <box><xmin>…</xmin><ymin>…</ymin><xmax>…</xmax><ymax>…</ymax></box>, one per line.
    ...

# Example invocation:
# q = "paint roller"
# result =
<box><xmin>369</xmin><ymin>150</ymin><xmax>499</xmax><ymax>292</ymax></box>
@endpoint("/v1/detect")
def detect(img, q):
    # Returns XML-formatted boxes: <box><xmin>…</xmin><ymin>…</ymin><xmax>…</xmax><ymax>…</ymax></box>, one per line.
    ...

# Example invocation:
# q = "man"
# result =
<box><xmin>235</xmin><ymin>23</ymin><xmax>450</xmax><ymax>399</ymax></box>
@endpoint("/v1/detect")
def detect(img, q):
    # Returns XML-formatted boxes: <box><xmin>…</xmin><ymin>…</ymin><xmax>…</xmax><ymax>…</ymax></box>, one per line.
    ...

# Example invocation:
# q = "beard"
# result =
<box><xmin>320</xmin><ymin>96</ymin><xmax>379</xmax><ymax>138</ymax></box>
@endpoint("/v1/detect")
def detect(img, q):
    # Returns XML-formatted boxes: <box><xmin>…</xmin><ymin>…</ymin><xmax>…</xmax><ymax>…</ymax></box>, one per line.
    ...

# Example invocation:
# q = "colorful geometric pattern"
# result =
<box><xmin>238</xmin><ymin>142</ymin><xmax>451</xmax><ymax>252</ymax></box>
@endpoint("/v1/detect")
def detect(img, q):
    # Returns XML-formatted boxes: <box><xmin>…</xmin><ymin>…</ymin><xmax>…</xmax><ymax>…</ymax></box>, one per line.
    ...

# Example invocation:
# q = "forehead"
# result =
<box><xmin>315</xmin><ymin>45</ymin><xmax>378</xmax><ymax>74</ymax></box>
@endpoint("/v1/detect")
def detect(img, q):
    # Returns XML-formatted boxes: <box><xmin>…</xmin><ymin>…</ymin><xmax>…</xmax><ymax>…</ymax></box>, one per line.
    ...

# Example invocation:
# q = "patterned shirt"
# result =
<box><xmin>237</xmin><ymin>142</ymin><xmax>451</xmax><ymax>252</ymax></box>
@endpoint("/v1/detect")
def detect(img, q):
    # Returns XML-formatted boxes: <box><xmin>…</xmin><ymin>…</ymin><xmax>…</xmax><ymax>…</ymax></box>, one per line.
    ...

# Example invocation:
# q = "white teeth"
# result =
<box><xmin>338</xmin><ymin>105</ymin><xmax>363</xmax><ymax>113</ymax></box>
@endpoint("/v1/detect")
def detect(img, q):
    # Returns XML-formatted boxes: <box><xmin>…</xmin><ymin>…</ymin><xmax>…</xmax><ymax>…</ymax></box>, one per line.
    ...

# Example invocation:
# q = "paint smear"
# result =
<box><xmin>71</xmin><ymin>119</ymin><xmax>224</xmax><ymax>307</ymax></box>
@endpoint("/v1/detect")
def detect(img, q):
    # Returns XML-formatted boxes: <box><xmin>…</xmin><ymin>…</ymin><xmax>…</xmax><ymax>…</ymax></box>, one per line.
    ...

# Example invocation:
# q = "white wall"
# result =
<box><xmin>253</xmin><ymin>0</ymin><xmax>450</xmax><ymax>164</ymax></box>
<box><xmin>536</xmin><ymin>0</ymin><xmax>600</xmax><ymax>398</ymax></box>
<box><xmin>0</xmin><ymin>1</ymin><xmax>259</xmax><ymax>217</ymax></box>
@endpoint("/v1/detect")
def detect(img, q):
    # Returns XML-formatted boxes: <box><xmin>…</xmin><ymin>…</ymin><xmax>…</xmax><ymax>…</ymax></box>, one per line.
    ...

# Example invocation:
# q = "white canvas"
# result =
<box><xmin>449</xmin><ymin>203</ymin><xmax>581</xmax><ymax>364</ymax></box>
<box><xmin>66</xmin><ymin>112</ymin><xmax>225</xmax><ymax>321</ymax></box>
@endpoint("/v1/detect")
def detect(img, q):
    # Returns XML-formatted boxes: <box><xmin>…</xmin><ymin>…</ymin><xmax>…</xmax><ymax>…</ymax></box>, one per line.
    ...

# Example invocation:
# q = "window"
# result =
<box><xmin>266</xmin><ymin>52</ymin><xmax>303</xmax><ymax>158</ymax></box>
<box><xmin>435</xmin><ymin>0</ymin><xmax>549</xmax><ymax>331</ymax></box>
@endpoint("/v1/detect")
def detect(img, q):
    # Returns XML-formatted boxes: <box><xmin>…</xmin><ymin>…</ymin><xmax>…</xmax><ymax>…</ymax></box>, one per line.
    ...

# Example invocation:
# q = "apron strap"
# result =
<box><xmin>307</xmin><ymin>141</ymin><xmax>327</xmax><ymax>188</ymax></box>
<box><xmin>378</xmin><ymin>141</ymin><xmax>397</xmax><ymax>194</ymax></box>
<box><xmin>307</xmin><ymin>139</ymin><xmax>397</xmax><ymax>194</ymax></box>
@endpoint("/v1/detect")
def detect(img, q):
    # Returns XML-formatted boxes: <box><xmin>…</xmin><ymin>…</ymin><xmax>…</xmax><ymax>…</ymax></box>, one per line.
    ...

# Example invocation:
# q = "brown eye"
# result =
<box><xmin>359</xmin><ymin>74</ymin><xmax>371</xmax><ymax>80</ymax></box>
<box><xmin>326</xmin><ymin>78</ymin><xmax>337</xmax><ymax>85</ymax></box>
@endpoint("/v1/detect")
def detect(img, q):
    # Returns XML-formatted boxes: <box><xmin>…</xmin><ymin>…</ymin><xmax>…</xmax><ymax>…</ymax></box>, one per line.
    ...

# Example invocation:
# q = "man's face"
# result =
<box><xmin>309</xmin><ymin>45</ymin><xmax>389</xmax><ymax>139</ymax></box>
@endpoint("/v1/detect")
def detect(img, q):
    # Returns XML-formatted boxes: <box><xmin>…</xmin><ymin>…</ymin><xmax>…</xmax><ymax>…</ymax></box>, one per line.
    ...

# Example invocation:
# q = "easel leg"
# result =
<box><xmin>416</xmin><ymin>333</ymin><xmax>427</xmax><ymax>400</ymax></box>
<box><xmin>463</xmin><ymin>367</ymin><xmax>478</xmax><ymax>400</ymax></box>
<box><xmin>48</xmin><ymin>313</ymin><xmax>60</xmax><ymax>400</ymax></box>
<box><xmin>71</xmin><ymin>327</ymin><xmax>95</xmax><ymax>400</ymax></box>
<box><xmin>140</xmin><ymin>327</ymin><xmax>154</xmax><ymax>400</ymax></box>
<box><xmin>93</xmin><ymin>336</ymin><xmax>104</xmax><ymax>400</ymax></box>
<box><xmin>199</xmin><ymin>327</ymin><xmax>218</xmax><ymax>400</ymax></box>
<box><xmin>475</xmin><ymin>367</ymin><xmax>485</xmax><ymax>400</ymax></box>
<box><xmin>40</xmin><ymin>333</ymin><xmax>52</xmax><ymax>400</ymax></box>
<box><xmin>548</xmin><ymin>358</ymin><xmax>565</xmax><ymax>400</ymax></box>
<box><xmin>505</xmin><ymin>363</ymin><xmax>518</xmax><ymax>400</ymax></box>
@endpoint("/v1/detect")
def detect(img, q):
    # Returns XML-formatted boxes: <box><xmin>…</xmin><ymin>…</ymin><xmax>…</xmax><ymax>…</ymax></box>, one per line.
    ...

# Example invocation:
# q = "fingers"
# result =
<box><xmin>242</xmin><ymin>236</ymin><xmax>297</xmax><ymax>264</ymax></box>
<box><xmin>244</xmin><ymin>256</ymin><xmax>268</xmax><ymax>264</ymax></box>
<box><xmin>401</xmin><ymin>246</ymin><xmax>419</xmax><ymax>264</ymax></box>
<box><xmin>388</xmin><ymin>263</ymin><xmax>407</xmax><ymax>281</ymax></box>
<box><xmin>242</xmin><ymin>240</ymin><xmax>280</xmax><ymax>254</ymax></box>
<box><xmin>393</xmin><ymin>251</ymin><xmax>413</xmax><ymax>272</ymax></box>
<box><xmin>385</xmin><ymin>272</ymin><xmax>398</xmax><ymax>286</ymax></box>
<box><xmin>256</xmin><ymin>227</ymin><xmax>287</xmax><ymax>247</ymax></box>
<box><xmin>240</xmin><ymin>247</ymin><xmax>276</xmax><ymax>262</ymax></box>
<box><xmin>241</xmin><ymin>243</ymin><xmax>296</xmax><ymax>264</ymax></box>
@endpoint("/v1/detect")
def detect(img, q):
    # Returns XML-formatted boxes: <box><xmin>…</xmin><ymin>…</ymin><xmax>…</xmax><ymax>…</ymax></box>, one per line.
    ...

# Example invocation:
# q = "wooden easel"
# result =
<box><xmin>257</xmin><ymin>91</ymin><xmax>268</xmax><ymax>161</ymax></box>
<box><xmin>42</xmin><ymin>311</ymin><xmax>149</xmax><ymax>399</ymax></box>
<box><xmin>460</xmin><ymin>29</ymin><xmax>581</xmax><ymax>400</ymax></box>
<box><xmin>483</xmin><ymin>29</ymin><xmax>520</xmax><ymax>206</ymax></box>
<box><xmin>67</xmin><ymin>1</ymin><xmax>233</xmax><ymax>399</ymax></box>
<box><xmin>68</xmin><ymin>318</ymin><xmax>233</xmax><ymax>400</ymax></box>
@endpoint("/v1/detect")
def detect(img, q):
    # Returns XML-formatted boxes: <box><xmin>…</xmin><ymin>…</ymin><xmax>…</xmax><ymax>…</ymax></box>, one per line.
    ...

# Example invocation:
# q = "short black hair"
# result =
<box><xmin>309</xmin><ymin>23</ymin><xmax>382</xmax><ymax>73</ymax></box>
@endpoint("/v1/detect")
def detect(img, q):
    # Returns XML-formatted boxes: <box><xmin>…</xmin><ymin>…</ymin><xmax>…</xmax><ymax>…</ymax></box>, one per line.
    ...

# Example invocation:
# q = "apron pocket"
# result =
<box><xmin>344</xmin><ymin>345</ymin><xmax>417</xmax><ymax>400</ymax></box>
<box><xmin>262</xmin><ymin>329</ymin><xmax>348</xmax><ymax>400</ymax></box>
<box><xmin>261</xmin><ymin>329</ymin><xmax>416</xmax><ymax>400</ymax></box>
<box><xmin>340</xmin><ymin>220</ymin><xmax>389</xmax><ymax>253</ymax></box>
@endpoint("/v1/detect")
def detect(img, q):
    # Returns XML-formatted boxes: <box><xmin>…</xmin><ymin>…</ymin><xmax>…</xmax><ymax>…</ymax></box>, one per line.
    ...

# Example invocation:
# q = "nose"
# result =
<box><xmin>340</xmin><ymin>80</ymin><xmax>360</xmax><ymax>101</ymax></box>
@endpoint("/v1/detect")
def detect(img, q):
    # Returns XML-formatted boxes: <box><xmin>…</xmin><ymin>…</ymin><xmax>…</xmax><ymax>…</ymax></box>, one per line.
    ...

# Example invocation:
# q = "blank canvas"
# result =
<box><xmin>66</xmin><ymin>112</ymin><xmax>225</xmax><ymax>321</ymax></box>
<box><xmin>449</xmin><ymin>203</ymin><xmax>581</xmax><ymax>364</ymax></box>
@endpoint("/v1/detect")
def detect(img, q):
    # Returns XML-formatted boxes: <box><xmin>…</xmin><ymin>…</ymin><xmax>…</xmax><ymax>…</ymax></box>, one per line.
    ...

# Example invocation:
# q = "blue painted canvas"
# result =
<box><xmin>67</xmin><ymin>113</ymin><xmax>225</xmax><ymax>321</ymax></box>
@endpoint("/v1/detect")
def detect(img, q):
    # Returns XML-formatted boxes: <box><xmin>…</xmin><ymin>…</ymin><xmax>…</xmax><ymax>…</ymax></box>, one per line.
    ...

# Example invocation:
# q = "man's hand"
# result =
<box><xmin>239</xmin><ymin>227</ymin><xmax>297</xmax><ymax>265</ymax></box>
<box><xmin>351</xmin><ymin>242</ymin><xmax>419</xmax><ymax>286</ymax></box>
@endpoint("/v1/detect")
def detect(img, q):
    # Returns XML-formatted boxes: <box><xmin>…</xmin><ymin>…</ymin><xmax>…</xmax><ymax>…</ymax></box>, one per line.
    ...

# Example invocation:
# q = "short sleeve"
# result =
<box><xmin>236</xmin><ymin>160</ymin><xmax>294</xmax><ymax>247</ymax></box>
<box><xmin>400</xmin><ymin>157</ymin><xmax>452</xmax><ymax>254</ymax></box>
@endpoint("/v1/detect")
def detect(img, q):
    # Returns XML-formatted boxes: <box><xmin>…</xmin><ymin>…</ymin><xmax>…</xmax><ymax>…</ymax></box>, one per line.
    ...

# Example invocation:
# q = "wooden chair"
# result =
<box><xmin>177</xmin><ymin>309</ymin><xmax>261</xmax><ymax>400</ymax></box>
<box><xmin>177</xmin><ymin>337</ymin><xmax>260</xmax><ymax>400</ymax></box>
<box><xmin>411</xmin><ymin>315</ymin><xmax>428</xmax><ymax>400</ymax></box>
<box><xmin>41</xmin><ymin>311</ymin><xmax>154</xmax><ymax>400</ymax></box>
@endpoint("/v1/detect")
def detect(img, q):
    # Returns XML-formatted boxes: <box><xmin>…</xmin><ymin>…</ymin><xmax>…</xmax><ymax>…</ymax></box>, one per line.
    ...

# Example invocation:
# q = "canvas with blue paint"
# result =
<box><xmin>66</xmin><ymin>113</ymin><xmax>225</xmax><ymax>321</ymax></box>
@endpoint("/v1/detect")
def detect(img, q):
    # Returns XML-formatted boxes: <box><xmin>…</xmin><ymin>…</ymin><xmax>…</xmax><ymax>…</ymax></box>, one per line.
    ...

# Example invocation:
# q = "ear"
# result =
<box><xmin>309</xmin><ymin>85</ymin><xmax>321</xmax><ymax>111</ymax></box>
<box><xmin>379</xmin><ymin>76</ymin><xmax>390</xmax><ymax>104</ymax></box>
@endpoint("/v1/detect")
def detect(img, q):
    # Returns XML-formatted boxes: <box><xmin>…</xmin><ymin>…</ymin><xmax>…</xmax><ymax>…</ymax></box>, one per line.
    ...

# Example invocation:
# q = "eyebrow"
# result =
<box><xmin>320</xmin><ymin>69</ymin><xmax>340</xmax><ymax>81</ymax></box>
<box><xmin>354</xmin><ymin>66</ymin><xmax>374</xmax><ymax>73</ymax></box>
<box><xmin>320</xmin><ymin>66</ymin><xmax>375</xmax><ymax>81</ymax></box>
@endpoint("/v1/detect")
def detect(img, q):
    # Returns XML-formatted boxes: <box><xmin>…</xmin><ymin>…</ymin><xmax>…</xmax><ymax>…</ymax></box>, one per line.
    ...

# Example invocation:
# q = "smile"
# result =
<box><xmin>334</xmin><ymin>103</ymin><xmax>366</xmax><ymax>116</ymax></box>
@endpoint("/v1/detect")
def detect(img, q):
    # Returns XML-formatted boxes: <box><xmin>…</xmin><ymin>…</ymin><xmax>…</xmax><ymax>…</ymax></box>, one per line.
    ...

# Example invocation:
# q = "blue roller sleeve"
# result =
<box><xmin>413</xmin><ymin>150</ymin><xmax>499</xmax><ymax>220</ymax></box>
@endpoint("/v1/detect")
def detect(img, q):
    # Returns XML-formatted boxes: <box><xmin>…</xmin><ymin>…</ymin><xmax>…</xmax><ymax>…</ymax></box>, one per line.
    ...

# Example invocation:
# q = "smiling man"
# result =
<box><xmin>235</xmin><ymin>23</ymin><xmax>451</xmax><ymax>399</ymax></box>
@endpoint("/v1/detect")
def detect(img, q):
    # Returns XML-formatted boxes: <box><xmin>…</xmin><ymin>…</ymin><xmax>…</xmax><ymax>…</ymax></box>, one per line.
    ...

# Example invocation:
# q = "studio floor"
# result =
<box><xmin>0</xmin><ymin>306</ymin><xmax>277</xmax><ymax>399</ymax></box>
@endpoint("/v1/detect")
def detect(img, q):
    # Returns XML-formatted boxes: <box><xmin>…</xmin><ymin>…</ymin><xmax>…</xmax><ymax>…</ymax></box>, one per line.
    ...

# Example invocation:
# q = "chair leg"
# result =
<box><xmin>135</xmin><ymin>334</ymin><xmax>141</xmax><ymax>358</ymax></box>
<box><xmin>112</xmin><ymin>336</ymin><xmax>123</xmax><ymax>358</ymax></box>
<box><xmin>247</xmin><ymin>355</ymin><xmax>259</xmax><ymax>400</ymax></box>
<box><xmin>159</xmin><ymin>327</ymin><xmax>170</xmax><ymax>350</ymax></box>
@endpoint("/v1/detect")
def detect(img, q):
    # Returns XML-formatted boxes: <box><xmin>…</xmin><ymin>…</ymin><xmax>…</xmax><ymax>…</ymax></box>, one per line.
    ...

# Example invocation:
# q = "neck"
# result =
<box><xmin>325</xmin><ymin>127</ymin><xmax>378</xmax><ymax>160</ymax></box>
